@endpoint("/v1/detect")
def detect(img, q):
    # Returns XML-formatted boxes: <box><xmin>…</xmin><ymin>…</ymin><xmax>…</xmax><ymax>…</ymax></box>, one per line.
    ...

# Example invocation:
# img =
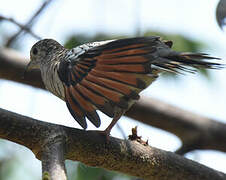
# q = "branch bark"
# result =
<box><xmin>41</xmin><ymin>134</ymin><xmax>67</xmax><ymax>180</ymax></box>
<box><xmin>1</xmin><ymin>47</ymin><xmax>225</xmax><ymax>154</ymax></box>
<box><xmin>126</xmin><ymin>98</ymin><xmax>226</xmax><ymax>154</ymax></box>
<box><xmin>0</xmin><ymin>108</ymin><xmax>225</xmax><ymax>180</ymax></box>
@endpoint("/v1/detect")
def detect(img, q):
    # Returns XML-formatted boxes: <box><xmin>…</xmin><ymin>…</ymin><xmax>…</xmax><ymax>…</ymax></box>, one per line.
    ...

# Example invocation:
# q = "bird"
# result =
<box><xmin>26</xmin><ymin>36</ymin><xmax>221</xmax><ymax>137</ymax></box>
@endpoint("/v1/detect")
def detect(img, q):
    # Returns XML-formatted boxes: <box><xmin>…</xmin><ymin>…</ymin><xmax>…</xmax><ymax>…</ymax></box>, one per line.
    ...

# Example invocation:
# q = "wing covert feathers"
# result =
<box><xmin>59</xmin><ymin>36</ymin><xmax>221</xmax><ymax>128</ymax></box>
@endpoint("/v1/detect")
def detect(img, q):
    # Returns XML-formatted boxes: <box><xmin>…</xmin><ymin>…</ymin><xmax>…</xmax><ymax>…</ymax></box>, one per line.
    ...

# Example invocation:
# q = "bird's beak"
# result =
<box><xmin>25</xmin><ymin>61</ymin><xmax>31</xmax><ymax>71</ymax></box>
<box><xmin>25</xmin><ymin>59</ymin><xmax>40</xmax><ymax>71</ymax></box>
<box><xmin>23</xmin><ymin>60</ymin><xmax>36</xmax><ymax>79</ymax></box>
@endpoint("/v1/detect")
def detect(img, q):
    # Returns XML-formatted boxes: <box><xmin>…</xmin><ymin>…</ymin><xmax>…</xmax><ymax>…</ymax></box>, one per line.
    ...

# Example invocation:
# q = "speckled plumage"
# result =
<box><xmin>27</xmin><ymin>36</ymin><xmax>221</xmax><ymax>135</ymax></box>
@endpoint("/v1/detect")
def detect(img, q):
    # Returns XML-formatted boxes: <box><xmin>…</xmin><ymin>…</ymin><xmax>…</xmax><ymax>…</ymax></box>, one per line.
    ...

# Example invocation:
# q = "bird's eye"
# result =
<box><xmin>32</xmin><ymin>48</ymin><xmax>38</xmax><ymax>55</ymax></box>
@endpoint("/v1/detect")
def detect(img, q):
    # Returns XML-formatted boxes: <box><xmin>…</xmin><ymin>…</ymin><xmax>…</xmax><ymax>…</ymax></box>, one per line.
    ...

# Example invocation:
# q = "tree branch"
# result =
<box><xmin>0</xmin><ymin>108</ymin><xmax>225</xmax><ymax>180</ymax></box>
<box><xmin>125</xmin><ymin>98</ymin><xmax>226</xmax><ymax>154</ymax></box>
<box><xmin>0</xmin><ymin>47</ymin><xmax>225</xmax><ymax>155</ymax></box>
<box><xmin>0</xmin><ymin>15</ymin><xmax>41</xmax><ymax>40</ymax></box>
<box><xmin>0</xmin><ymin>48</ymin><xmax>44</xmax><ymax>88</ymax></box>
<box><xmin>41</xmin><ymin>136</ymin><xmax>67</xmax><ymax>180</ymax></box>
<box><xmin>5</xmin><ymin>0</ymin><xmax>53</xmax><ymax>47</ymax></box>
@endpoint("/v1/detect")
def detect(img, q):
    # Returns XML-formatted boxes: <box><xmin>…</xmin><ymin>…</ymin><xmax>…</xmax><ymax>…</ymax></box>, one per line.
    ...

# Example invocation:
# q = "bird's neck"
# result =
<box><xmin>40</xmin><ymin>61</ymin><xmax>65</xmax><ymax>101</ymax></box>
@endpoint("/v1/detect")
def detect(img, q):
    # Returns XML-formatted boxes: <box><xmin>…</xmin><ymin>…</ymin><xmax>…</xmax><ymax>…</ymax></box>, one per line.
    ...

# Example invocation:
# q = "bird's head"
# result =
<box><xmin>26</xmin><ymin>39</ymin><xmax>64</xmax><ymax>71</ymax></box>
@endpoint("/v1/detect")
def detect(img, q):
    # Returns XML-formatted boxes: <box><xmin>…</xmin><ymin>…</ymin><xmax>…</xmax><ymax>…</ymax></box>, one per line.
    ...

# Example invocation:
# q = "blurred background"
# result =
<box><xmin>0</xmin><ymin>0</ymin><xmax>226</xmax><ymax>179</ymax></box>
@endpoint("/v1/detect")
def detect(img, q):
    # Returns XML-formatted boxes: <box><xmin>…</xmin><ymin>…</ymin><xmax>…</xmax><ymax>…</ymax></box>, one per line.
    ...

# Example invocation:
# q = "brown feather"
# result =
<box><xmin>72</xmin><ymin>67</ymin><xmax>82</xmax><ymax>80</ymax></box>
<box><xmin>76</xmin><ymin>83</ymin><xmax>114</xmax><ymax>117</ymax></box>
<box><xmin>64</xmin><ymin>86</ymin><xmax>87</xmax><ymax>129</ymax></box>
<box><xmin>90</xmin><ymin>69</ymin><xmax>140</xmax><ymax>88</ymax></box>
<box><xmin>95</xmin><ymin>64</ymin><xmax>146</xmax><ymax>73</ymax></box>
<box><xmin>75</xmin><ymin>66</ymin><xmax>86</xmax><ymax>74</ymax></box>
<box><xmin>103</xmin><ymin>43</ymin><xmax>146</xmax><ymax>54</ymax></box>
<box><xmin>70</xmin><ymin>71</ymin><xmax>77</xmax><ymax>82</ymax></box>
<box><xmin>69</xmin><ymin>85</ymin><xmax>95</xmax><ymax>112</ymax></box>
<box><xmin>77</xmin><ymin>63</ymin><xmax>90</xmax><ymax>71</ymax></box>
<box><xmin>83</xmin><ymin>78</ymin><xmax>121</xmax><ymax>102</ymax></box>
<box><xmin>98</xmin><ymin>49</ymin><xmax>149</xmax><ymax>59</ymax></box>
<box><xmin>76</xmin><ymin>83</ymin><xmax>105</xmax><ymax>105</ymax></box>
<box><xmin>70</xmin><ymin>86</ymin><xmax>100</xmax><ymax>127</ymax></box>
<box><xmin>82</xmin><ymin>78</ymin><xmax>128</xmax><ymax>109</ymax></box>
<box><xmin>65</xmin><ymin>87</ymin><xmax>84</xmax><ymax>117</ymax></box>
<box><xmin>85</xmin><ymin>73</ymin><xmax>139</xmax><ymax>99</ymax></box>
<box><xmin>98</xmin><ymin>55</ymin><xmax>149</xmax><ymax>65</ymax></box>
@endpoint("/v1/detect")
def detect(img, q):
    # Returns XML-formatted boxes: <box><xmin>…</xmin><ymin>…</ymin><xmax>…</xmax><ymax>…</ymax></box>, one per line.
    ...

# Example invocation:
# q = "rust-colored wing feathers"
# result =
<box><xmin>59</xmin><ymin>36</ymin><xmax>220</xmax><ymax>128</ymax></box>
<box><xmin>65</xmin><ymin>86</ymin><xmax>87</xmax><ymax>128</ymax></box>
<box><xmin>60</xmin><ymin>37</ymin><xmax>159</xmax><ymax>128</ymax></box>
<box><xmin>98</xmin><ymin>56</ymin><xmax>149</xmax><ymax>65</ymax></box>
<box><xmin>86</xmin><ymin>73</ymin><xmax>140</xmax><ymax>99</ymax></box>
<box><xmin>75</xmin><ymin>83</ymin><xmax>114</xmax><ymax>117</ymax></box>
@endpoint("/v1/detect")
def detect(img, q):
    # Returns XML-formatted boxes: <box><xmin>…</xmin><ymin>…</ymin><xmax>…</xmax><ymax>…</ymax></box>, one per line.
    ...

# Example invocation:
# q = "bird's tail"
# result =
<box><xmin>151</xmin><ymin>51</ymin><xmax>222</xmax><ymax>74</ymax></box>
<box><xmin>94</xmin><ymin>36</ymin><xmax>223</xmax><ymax>74</ymax></box>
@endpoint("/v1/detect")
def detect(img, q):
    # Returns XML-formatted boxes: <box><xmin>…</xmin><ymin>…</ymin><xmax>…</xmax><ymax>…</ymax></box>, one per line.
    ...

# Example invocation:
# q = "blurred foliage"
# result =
<box><xmin>0</xmin><ymin>142</ymin><xmax>20</xmax><ymax>180</ymax></box>
<box><xmin>67</xmin><ymin>162</ymin><xmax>134</xmax><ymax>180</ymax></box>
<box><xmin>64</xmin><ymin>31</ymin><xmax>211</xmax><ymax>80</ymax></box>
<box><xmin>0</xmin><ymin>141</ymin><xmax>15</xmax><ymax>180</ymax></box>
<box><xmin>143</xmin><ymin>31</ymin><xmax>204</xmax><ymax>52</ymax></box>
<box><xmin>0</xmin><ymin>140</ymin><xmax>40</xmax><ymax>180</ymax></box>
<box><xmin>0</xmin><ymin>157</ymin><xmax>16</xmax><ymax>180</ymax></box>
<box><xmin>64</xmin><ymin>33</ymin><xmax>126</xmax><ymax>49</ymax></box>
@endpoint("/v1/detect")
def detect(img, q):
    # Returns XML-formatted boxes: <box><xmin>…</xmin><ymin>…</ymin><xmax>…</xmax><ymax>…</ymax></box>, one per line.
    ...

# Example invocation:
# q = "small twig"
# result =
<box><xmin>128</xmin><ymin>126</ymin><xmax>148</xmax><ymax>146</ymax></box>
<box><xmin>5</xmin><ymin>0</ymin><xmax>53</xmax><ymax>47</ymax></box>
<box><xmin>0</xmin><ymin>15</ymin><xmax>41</xmax><ymax>40</ymax></box>
<box><xmin>126</xmin><ymin>98</ymin><xmax>226</xmax><ymax>154</ymax></box>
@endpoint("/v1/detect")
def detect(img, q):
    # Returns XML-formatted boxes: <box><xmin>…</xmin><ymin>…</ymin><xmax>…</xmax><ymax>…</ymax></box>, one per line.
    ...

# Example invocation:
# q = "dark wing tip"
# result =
<box><xmin>94</xmin><ymin>36</ymin><xmax>160</xmax><ymax>51</ymax></box>
<box><xmin>179</xmin><ymin>53</ymin><xmax>223</xmax><ymax>69</ymax></box>
<box><xmin>66</xmin><ymin>101</ymin><xmax>87</xmax><ymax>129</ymax></box>
<box><xmin>86</xmin><ymin>111</ymin><xmax>101</xmax><ymax>128</ymax></box>
<box><xmin>180</xmin><ymin>52</ymin><xmax>221</xmax><ymax>60</ymax></box>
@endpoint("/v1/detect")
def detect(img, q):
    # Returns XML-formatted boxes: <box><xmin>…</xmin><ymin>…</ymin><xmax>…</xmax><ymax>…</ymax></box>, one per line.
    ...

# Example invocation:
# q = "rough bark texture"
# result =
<box><xmin>126</xmin><ymin>98</ymin><xmax>226</xmax><ymax>154</ymax></box>
<box><xmin>0</xmin><ymin>108</ymin><xmax>225</xmax><ymax>180</ymax></box>
<box><xmin>41</xmin><ymin>137</ymin><xmax>67</xmax><ymax>180</ymax></box>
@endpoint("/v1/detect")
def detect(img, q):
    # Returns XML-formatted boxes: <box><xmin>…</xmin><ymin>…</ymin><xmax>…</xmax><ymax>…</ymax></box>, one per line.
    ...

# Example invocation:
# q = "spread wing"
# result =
<box><xmin>58</xmin><ymin>36</ymin><xmax>220</xmax><ymax>129</ymax></box>
<box><xmin>58</xmin><ymin>37</ymin><xmax>161</xmax><ymax>129</ymax></box>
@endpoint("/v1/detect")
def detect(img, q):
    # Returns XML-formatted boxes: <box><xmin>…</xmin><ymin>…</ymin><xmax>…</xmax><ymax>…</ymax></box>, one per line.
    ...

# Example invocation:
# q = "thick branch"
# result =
<box><xmin>0</xmin><ymin>48</ymin><xmax>226</xmax><ymax>154</ymax></box>
<box><xmin>125</xmin><ymin>98</ymin><xmax>226</xmax><ymax>154</ymax></box>
<box><xmin>0</xmin><ymin>48</ymin><xmax>44</xmax><ymax>88</ymax></box>
<box><xmin>0</xmin><ymin>108</ymin><xmax>225</xmax><ymax>180</ymax></box>
<box><xmin>41</xmin><ymin>137</ymin><xmax>67</xmax><ymax>180</ymax></box>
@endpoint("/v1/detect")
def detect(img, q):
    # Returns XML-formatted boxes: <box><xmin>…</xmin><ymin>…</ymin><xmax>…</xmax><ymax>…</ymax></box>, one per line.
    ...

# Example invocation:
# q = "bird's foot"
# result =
<box><xmin>88</xmin><ymin>129</ymin><xmax>111</xmax><ymax>142</ymax></box>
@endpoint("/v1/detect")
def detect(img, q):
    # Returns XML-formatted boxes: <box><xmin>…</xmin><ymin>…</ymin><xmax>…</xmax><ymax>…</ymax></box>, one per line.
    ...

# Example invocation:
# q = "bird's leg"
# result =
<box><xmin>103</xmin><ymin>111</ymin><xmax>123</xmax><ymax>137</ymax></box>
<box><xmin>94</xmin><ymin>109</ymin><xmax>124</xmax><ymax>140</ymax></box>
